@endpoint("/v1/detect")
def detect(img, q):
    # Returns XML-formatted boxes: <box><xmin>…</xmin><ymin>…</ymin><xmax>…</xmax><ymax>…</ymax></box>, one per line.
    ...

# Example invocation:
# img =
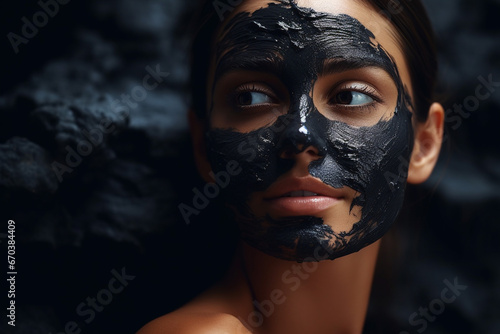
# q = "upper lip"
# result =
<box><xmin>263</xmin><ymin>176</ymin><xmax>345</xmax><ymax>200</ymax></box>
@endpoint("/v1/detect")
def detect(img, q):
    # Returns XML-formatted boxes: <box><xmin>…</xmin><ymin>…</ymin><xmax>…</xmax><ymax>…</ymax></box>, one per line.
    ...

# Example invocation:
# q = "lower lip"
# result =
<box><xmin>264</xmin><ymin>196</ymin><xmax>341</xmax><ymax>216</ymax></box>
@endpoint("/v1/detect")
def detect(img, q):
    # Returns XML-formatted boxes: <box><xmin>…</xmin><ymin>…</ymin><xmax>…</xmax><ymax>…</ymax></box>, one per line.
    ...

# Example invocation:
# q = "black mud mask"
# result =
<box><xmin>205</xmin><ymin>2</ymin><xmax>414</xmax><ymax>261</ymax></box>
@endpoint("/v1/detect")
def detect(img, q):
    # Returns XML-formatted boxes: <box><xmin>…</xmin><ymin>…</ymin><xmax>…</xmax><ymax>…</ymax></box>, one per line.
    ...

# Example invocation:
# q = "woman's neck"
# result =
<box><xmin>234</xmin><ymin>240</ymin><xmax>381</xmax><ymax>334</ymax></box>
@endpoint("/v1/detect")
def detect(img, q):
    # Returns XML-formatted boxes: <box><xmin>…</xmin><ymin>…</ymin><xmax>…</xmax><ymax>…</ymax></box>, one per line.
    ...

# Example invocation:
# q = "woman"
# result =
<box><xmin>139</xmin><ymin>0</ymin><xmax>444</xmax><ymax>332</ymax></box>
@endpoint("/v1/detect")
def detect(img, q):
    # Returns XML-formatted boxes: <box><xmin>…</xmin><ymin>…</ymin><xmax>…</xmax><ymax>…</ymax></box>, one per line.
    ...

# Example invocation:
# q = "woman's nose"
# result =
<box><xmin>279</xmin><ymin>143</ymin><xmax>322</xmax><ymax>163</ymax></box>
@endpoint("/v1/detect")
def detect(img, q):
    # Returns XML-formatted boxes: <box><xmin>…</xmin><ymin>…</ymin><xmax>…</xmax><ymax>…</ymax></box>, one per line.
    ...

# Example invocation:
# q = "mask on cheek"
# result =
<box><xmin>205</xmin><ymin>2</ymin><xmax>414</xmax><ymax>262</ymax></box>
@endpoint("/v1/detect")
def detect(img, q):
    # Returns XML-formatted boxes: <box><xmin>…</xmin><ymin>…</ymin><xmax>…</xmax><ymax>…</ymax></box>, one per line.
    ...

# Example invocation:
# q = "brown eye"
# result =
<box><xmin>237</xmin><ymin>91</ymin><xmax>274</xmax><ymax>106</ymax></box>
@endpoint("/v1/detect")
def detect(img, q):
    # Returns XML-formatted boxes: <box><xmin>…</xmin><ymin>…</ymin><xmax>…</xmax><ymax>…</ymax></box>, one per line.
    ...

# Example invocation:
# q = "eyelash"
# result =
<box><xmin>328</xmin><ymin>83</ymin><xmax>383</xmax><ymax>112</ymax></box>
<box><xmin>231</xmin><ymin>83</ymin><xmax>276</xmax><ymax>108</ymax></box>
<box><xmin>228</xmin><ymin>82</ymin><xmax>383</xmax><ymax>114</ymax></box>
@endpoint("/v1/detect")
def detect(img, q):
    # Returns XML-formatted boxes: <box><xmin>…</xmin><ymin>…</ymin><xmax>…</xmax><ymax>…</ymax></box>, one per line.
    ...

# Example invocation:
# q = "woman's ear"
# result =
<box><xmin>188</xmin><ymin>109</ymin><xmax>212</xmax><ymax>182</ymax></box>
<box><xmin>407</xmin><ymin>102</ymin><xmax>445</xmax><ymax>184</ymax></box>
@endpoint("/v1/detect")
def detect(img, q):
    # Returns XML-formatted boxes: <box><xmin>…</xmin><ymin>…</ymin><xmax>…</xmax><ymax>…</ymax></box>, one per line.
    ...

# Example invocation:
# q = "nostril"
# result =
<box><xmin>279</xmin><ymin>144</ymin><xmax>322</xmax><ymax>160</ymax></box>
<box><xmin>279</xmin><ymin>146</ymin><xmax>297</xmax><ymax>159</ymax></box>
<box><xmin>305</xmin><ymin>145</ymin><xmax>320</xmax><ymax>157</ymax></box>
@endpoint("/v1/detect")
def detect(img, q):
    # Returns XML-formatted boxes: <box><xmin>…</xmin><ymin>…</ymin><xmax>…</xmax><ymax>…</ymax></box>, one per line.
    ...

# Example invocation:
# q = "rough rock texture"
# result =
<box><xmin>0</xmin><ymin>1</ymin><xmax>208</xmax><ymax>333</ymax></box>
<box><xmin>0</xmin><ymin>0</ymin><xmax>499</xmax><ymax>333</ymax></box>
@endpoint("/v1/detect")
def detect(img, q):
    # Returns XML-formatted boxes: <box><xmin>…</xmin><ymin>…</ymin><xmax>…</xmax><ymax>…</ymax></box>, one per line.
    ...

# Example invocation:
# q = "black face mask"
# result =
<box><xmin>206</xmin><ymin>2</ymin><xmax>414</xmax><ymax>262</ymax></box>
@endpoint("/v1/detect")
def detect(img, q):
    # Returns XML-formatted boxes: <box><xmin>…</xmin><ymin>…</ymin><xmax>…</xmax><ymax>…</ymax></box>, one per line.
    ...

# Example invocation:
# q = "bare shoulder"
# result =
<box><xmin>136</xmin><ymin>311</ymin><xmax>252</xmax><ymax>334</ymax></box>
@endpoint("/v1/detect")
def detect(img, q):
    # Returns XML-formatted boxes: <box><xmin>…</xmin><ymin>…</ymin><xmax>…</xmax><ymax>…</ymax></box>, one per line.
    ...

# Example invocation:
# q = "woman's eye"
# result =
<box><xmin>332</xmin><ymin>91</ymin><xmax>374</xmax><ymax>106</ymax></box>
<box><xmin>237</xmin><ymin>91</ymin><xmax>273</xmax><ymax>106</ymax></box>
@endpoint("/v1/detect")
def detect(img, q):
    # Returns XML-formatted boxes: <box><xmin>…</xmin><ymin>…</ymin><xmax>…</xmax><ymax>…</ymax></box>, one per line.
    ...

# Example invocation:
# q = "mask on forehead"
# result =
<box><xmin>205</xmin><ymin>2</ymin><xmax>414</xmax><ymax>262</ymax></box>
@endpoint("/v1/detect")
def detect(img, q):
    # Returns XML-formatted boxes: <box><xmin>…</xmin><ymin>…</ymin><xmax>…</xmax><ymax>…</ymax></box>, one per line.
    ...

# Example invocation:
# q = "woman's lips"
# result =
<box><xmin>262</xmin><ymin>176</ymin><xmax>345</xmax><ymax>216</ymax></box>
<box><xmin>264</xmin><ymin>195</ymin><xmax>341</xmax><ymax>216</ymax></box>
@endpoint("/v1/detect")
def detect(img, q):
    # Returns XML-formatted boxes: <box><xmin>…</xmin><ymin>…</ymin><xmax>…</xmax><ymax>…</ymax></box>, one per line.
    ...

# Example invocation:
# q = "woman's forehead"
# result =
<box><xmin>216</xmin><ymin>0</ymin><xmax>413</xmax><ymax>98</ymax></box>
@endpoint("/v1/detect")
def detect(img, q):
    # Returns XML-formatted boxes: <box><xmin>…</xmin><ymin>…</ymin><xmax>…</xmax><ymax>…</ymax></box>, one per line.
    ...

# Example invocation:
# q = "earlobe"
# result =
<box><xmin>188</xmin><ymin>110</ymin><xmax>212</xmax><ymax>182</ymax></box>
<box><xmin>407</xmin><ymin>102</ymin><xmax>445</xmax><ymax>184</ymax></box>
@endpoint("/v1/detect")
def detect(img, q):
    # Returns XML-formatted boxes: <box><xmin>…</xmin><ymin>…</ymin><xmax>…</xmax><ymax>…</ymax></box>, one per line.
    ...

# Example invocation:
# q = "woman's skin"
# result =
<box><xmin>138</xmin><ymin>0</ymin><xmax>444</xmax><ymax>333</ymax></box>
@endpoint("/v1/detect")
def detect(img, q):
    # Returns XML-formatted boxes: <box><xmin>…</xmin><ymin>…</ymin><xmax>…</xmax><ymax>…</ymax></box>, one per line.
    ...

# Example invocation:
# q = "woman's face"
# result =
<box><xmin>204</xmin><ymin>0</ymin><xmax>416</xmax><ymax>261</ymax></box>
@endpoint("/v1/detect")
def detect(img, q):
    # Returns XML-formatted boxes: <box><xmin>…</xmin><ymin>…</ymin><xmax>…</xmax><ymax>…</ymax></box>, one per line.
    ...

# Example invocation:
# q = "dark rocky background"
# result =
<box><xmin>0</xmin><ymin>0</ymin><xmax>498</xmax><ymax>333</ymax></box>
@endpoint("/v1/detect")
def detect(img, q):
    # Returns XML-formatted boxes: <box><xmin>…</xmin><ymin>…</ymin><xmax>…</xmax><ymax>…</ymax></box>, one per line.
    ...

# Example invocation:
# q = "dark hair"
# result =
<box><xmin>189</xmin><ymin>0</ymin><xmax>437</xmax><ymax>122</ymax></box>
<box><xmin>361</xmin><ymin>0</ymin><xmax>437</xmax><ymax>122</ymax></box>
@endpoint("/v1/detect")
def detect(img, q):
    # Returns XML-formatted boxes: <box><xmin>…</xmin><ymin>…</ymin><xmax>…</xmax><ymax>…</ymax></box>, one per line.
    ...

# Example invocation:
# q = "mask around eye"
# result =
<box><xmin>205</xmin><ymin>2</ymin><xmax>414</xmax><ymax>262</ymax></box>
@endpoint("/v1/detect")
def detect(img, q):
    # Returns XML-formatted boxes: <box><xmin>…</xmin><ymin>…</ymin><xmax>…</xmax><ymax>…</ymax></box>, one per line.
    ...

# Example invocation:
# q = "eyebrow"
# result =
<box><xmin>214</xmin><ymin>56</ymin><xmax>397</xmax><ymax>86</ymax></box>
<box><xmin>320</xmin><ymin>57</ymin><xmax>396</xmax><ymax>78</ymax></box>
<box><xmin>214</xmin><ymin>52</ymin><xmax>284</xmax><ymax>82</ymax></box>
